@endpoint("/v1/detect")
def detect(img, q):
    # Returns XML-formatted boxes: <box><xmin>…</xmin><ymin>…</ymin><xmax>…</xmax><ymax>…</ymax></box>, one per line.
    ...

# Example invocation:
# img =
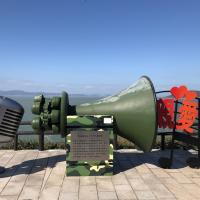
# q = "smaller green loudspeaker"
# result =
<box><xmin>32</xmin><ymin>76</ymin><xmax>157</xmax><ymax>152</ymax></box>
<box><xmin>32</xmin><ymin>92</ymin><xmax>68</xmax><ymax>136</ymax></box>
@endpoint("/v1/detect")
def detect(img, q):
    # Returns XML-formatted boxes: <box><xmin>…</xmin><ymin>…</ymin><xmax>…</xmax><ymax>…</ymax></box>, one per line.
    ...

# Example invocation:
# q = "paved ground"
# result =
<box><xmin>0</xmin><ymin>149</ymin><xmax>199</xmax><ymax>200</ymax></box>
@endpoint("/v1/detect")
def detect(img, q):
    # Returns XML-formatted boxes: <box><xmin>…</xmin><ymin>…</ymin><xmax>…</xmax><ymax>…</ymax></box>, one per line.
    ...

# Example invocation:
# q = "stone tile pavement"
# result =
<box><xmin>0</xmin><ymin>149</ymin><xmax>199</xmax><ymax>200</ymax></box>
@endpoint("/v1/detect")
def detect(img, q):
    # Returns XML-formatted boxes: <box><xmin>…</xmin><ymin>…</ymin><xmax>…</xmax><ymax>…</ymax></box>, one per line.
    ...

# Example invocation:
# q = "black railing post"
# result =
<box><xmin>161</xmin><ymin>133</ymin><xmax>165</xmax><ymax>150</ymax></box>
<box><xmin>113</xmin><ymin>132</ymin><xmax>118</xmax><ymax>150</ymax></box>
<box><xmin>113</xmin><ymin>118</ymin><xmax>118</xmax><ymax>150</ymax></box>
<box><xmin>39</xmin><ymin>131</ymin><xmax>44</xmax><ymax>151</ymax></box>
<box><xmin>14</xmin><ymin>134</ymin><xmax>18</xmax><ymax>151</ymax></box>
<box><xmin>198</xmin><ymin>98</ymin><xmax>200</xmax><ymax>160</ymax></box>
<box><xmin>170</xmin><ymin>100</ymin><xmax>178</xmax><ymax>163</ymax></box>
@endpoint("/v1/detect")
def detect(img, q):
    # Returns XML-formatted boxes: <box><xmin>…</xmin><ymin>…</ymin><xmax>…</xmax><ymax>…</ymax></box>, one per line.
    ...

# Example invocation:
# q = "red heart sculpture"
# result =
<box><xmin>170</xmin><ymin>86</ymin><xmax>187</xmax><ymax>100</ymax></box>
<box><xmin>185</xmin><ymin>91</ymin><xmax>197</xmax><ymax>100</ymax></box>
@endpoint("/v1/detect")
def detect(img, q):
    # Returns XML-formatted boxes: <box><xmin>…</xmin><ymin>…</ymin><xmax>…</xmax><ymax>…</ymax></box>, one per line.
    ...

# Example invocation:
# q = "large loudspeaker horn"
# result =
<box><xmin>32</xmin><ymin>76</ymin><xmax>157</xmax><ymax>152</ymax></box>
<box><xmin>75</xmin><ymin>76</ymin><xmax>157</xmax><ymax>152</ymax></box>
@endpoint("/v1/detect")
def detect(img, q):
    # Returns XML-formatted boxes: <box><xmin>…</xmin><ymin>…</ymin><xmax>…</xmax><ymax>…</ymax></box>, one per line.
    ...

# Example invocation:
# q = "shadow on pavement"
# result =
<box><xmin>113</xmin><ymin>149</ymin><xmax>197</xmax><ymax>174</ymax></box>
<box><xmin>0</xmin><ymin>149</ymin><xmax>197</xmax><ymax>177</ymax></box>
<box><xmin>0</xmin><ymin>153</ymin><xmax>65</xmax><ymax>178</ymax></box>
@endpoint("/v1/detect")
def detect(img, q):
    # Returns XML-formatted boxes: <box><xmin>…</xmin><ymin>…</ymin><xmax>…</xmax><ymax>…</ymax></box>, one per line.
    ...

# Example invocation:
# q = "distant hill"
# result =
<box><xmin>0</xmin><ymin>90</ymin><xmax>102</xmax><ymax>98</ymax></box>
<box><xmin>1</xmin><ymin>89</ymin><xmax>199</xmax><ymax>98</ymax></box>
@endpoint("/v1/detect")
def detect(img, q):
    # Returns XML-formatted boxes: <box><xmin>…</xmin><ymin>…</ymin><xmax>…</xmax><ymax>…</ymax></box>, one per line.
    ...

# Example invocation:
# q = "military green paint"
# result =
<box><xmin>67</xmin><ymin>164</ymin><xmax>113</xmax><ymax>176</ymax></box>
<box><xmin>31</xmin><ymin>76</ymin><xmax>157</xmax><ymax>152</ymax></box>
<box><xmin>51</xmin><ymin>110</ymin><xmax>60</xmax><ymax>123</ymax></box>
<box><xmin>67</xmin><ymin>116</ymin><xmax>98</xmax><ymax>126</ymax></box>
<box><xmin>76</xmin><ymin>76</ymin><xmax>157</xmax><ymax>152</ymax></box>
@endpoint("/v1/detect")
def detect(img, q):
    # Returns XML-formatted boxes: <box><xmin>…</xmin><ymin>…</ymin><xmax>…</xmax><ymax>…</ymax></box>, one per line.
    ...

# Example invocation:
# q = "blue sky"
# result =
<box><xmin>0</xmin><ymin>0</ymin><xmax>200</xmax><ymax>95</ymax></box>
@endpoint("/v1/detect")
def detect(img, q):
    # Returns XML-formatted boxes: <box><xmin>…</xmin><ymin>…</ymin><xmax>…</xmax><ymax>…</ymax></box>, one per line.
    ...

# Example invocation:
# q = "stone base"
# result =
<box><xmin>66</xmin><ymin>123</ymin><xmax>114</xmax><ymax>175</ymax></box>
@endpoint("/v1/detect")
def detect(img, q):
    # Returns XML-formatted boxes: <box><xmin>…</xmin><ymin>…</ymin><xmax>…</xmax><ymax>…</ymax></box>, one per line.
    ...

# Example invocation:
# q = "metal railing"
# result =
<box><xmin>15</xmin><ymin>121</ymin><xmax>58</xmax><ymax>151</ymax></box>
<box><xmin>15</xmin><ymin>120</ymin><xmax>167</xmax><ymax>151</ymax></box>
<box><xmin>15</xmin><ymin>121</ymin><xmax>114</xmax><ymax>151</ymax></box>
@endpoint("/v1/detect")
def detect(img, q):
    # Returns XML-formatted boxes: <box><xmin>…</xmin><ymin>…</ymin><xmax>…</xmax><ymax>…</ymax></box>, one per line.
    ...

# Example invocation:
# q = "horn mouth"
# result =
<box><xmin>140</xmin><ymin>75</ymin><xmax>158</xmax><ymax>151</ymax></box>
<box><xmin>76</xmin><ymin>75</ymin><xmax>158</xmax><ymax>152</ymax></box>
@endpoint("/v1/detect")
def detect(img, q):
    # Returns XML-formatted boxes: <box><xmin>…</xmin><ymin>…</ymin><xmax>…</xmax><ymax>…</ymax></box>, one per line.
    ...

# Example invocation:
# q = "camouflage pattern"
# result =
<box><xmin>66</xmin><ymin>116</ymin><xmax>113</xmax><ymax>176</ymax></box>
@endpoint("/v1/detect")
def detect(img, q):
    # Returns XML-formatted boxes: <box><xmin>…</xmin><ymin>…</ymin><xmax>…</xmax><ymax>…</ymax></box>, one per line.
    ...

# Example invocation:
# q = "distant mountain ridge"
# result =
<box><xmin>0</xmin><ymin>90</ymin><xmax>102</xmax><ymax>97</ymax></box>
<box><xmin>0</xmin><ymin>89</ymin><xmax>199</xmax><ymax>98</ymax></box>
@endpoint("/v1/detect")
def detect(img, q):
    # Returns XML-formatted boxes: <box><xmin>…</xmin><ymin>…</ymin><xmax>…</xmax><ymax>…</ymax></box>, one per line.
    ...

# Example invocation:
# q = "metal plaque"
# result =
<box><xmin>70</xmin><ymin>131</ymin><xmax>109</xmax><ymax>161</ymax></box>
